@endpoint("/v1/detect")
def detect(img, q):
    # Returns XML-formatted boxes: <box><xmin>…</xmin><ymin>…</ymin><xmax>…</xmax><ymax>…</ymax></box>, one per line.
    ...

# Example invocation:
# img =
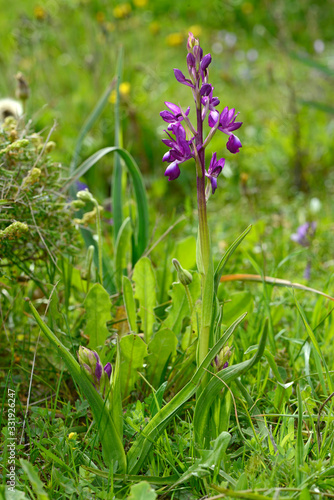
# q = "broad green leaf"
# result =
<box><xmin>64</xmin><ymin>147</ymin><xmax>149</xmax><ymax>261</ymax></box>
<box><xmin>165</xmin><ymin>272</ymin><xmax>201</xmax><ymax>336</ymax></box>
<box><xmin>114</xmin><ymin>217</ymin><xmax>132</xmax><ymax>291</ymax></box>
<box><xmin>122</xmin><ymin>275</ymin><xmax>138</xmax><ymax>333</ymax></box>
<box><xmin>194</xmin><ymin>319</ymin><xmax>268</xmax><ymax>447</ymax></box>
<box><xmin>20</xmin><ymin>460</ymin><xmax>49</xmax><ymax>500</ymax></box>
<box><xmin>147</xmin><ymin>328</ymin><xmax>177</xmax><ymax>386</ymax></box>
<box><xmin>120</xmin><ymin>334</ymin><xmax>148</xmax><ymax>397</ymax></box>
<box><xmin>174</xmin><ymin>236</ymin><xmax>197</xmax><ymax>270</ymax></box>
<box><xmin>84</xmin><ymin>283</ymin><xmax>111</xmax><ymax>350</ymax></box>
<box><xmin>29</xmin><ymin>302</ymin><xmax>126</xmax><ymax>473</ymax></box>
<box><xmin>133</xmin><ymin>257</ymin><xmax>156</xmax><ymax>343</ymax></box>
<box><xmin>214</xmin><ymin>225</ymin><xmax>252</xmax><ymax>292</ymax></box>
<box><xmin>127</xmin><ymin>481</ymin><xmax>157</xmax><ymax>500</ymax></box>
<box><xmin>127</xmin><ymin>313</ymin><xmax>247</xmax><ymax>474</ymax></box>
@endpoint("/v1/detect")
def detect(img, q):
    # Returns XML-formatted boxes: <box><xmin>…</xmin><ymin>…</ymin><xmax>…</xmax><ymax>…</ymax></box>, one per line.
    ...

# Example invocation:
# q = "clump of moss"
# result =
<box><xmin>0</xmin><ymin>117</ymin><xmax>78</xmax><ymax>270</ymax></box>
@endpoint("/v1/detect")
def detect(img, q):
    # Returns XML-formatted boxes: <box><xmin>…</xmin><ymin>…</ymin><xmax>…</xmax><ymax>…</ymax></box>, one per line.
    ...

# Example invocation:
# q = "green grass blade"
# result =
<box><xmin>28</xmin><ymin>302</ymin><xmax>127</xmax><ymax>472</ymax></box>
<box><xmin>127</xmin><ymin>312</ymin><xmax>247</xmax><ymax>474</ymax></box>
<box><xmin>214</xmin><ymin>225</ymin><xmax>252</xmax><ymax>293</ymax></box>
<box><xmin>293</xmin><ymin>293</ymin><xmax>333</xmax><ymax>394</ymax></box>
<box><xmin>295</xmin><ymin>385</ymin><xmax>304</xmax><ymax>486</ymax></box>
<box><xmin>69</xmin><ymin>79</ymin><xmax>115</xmax><ymax>178</ymax></box>
<box><xmin>194</xmin><ymin>319</ymin><xmax>268</xmax><ymax>447</ymax></box>
<box><xmin>20</xmin><ymin>459</ymin><xmax>50</xmax><ymax>500</ymax></box>
<box><xmin>64</xmin><ymin>146</ymin><xmax>149</xmax><ymax>261</ymax></box>
<box><xmin>114</xmin><ymin>216</ymin><xmax>132</xmax><ymax>291</ymax></box>
<box><xmin>112</xmin><ymin>47</ymin><xmax>124</xmax><ymax>243</ymax></box>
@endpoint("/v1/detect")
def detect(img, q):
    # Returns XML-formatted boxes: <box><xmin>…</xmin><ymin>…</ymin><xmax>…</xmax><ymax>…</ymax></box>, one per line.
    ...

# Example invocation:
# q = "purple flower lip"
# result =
<box><xmin>165</xmin><ymin>161</ymin><xmax>181</xmax><ymax>181</ymax></box>
<box><xmin>226</xmin><ymin>134</ymin><xmax>242</xmax><ymax>154</ymax></box>
<box><xmin>104</xmin><ymin>362</ymin><xmax>112</xmax><ymax>379</ymax></box>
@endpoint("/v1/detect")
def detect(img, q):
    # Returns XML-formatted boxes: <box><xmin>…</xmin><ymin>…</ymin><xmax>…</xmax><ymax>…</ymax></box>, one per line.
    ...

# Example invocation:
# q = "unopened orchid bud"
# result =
<box><xmin>214</xmin><ymin>345</ymin><xmax>232</xmax><ymax>371</ymax></box>
<box><xmin>77</xmin><ymin>189</ymin><xmax>95</xmax><ymax>203</ymax></box>
<box><xmin>172</xmin><ymin>258</ymin><xmax>193</xmax><ymax>286</ymax></box>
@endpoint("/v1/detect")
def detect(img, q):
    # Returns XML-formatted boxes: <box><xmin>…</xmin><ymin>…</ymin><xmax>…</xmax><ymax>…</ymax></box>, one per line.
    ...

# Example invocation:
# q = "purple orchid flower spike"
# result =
<box><xmin>160</xmin><ymin>102</ymin><xmax>190</xmax><ymax>129</ymax></box>
<box><xmin>161</xmin><ymin>32</ymin><xmax>242</xmax><ymax>195</ymax></box>
<box><xmin>205</xmin><ymin>153</ymin><xmax>225</xmax><ymax>194</ymax></box>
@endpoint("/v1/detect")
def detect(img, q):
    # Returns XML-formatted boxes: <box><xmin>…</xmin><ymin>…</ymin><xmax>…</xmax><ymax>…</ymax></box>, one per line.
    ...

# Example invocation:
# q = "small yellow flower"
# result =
<box><xmin>96</xmin><ymin>11</ymin><xmax>105</xmax><ymax>23</ymax></box>
<box><xmin>109</xmin><ymin>82</ymin><xmax>131</xmax><ymax>103</ymax></box>
<box><xmin>17</xmin><ymin>334</ymin><xmax>24</xmax><ymax>341</ymax></box>
<box><xmin>34</xmin><ymin>5</ymin><xmax>47</xmax><ymax>21</ymax></box>
<box><xmin>68</xmin><ymin>432</ymin><xmax>77</xmax><ymax>440</ymax></box>
<box><xmin>166</xmin><ymin>32</ymin><xmax>184</xmax><ymax>47</ymax></box>
<box><xmin>113</xmin><ymin>3</ymin><xmax>131</xmax><ymax>19</ymax></box>
<box><xmin>134</xmin><ymin>0</ymin><xmax>148</xmax><ymax>6</ymax></box>
<box><xmin>187</xmin><ymin>25</ymin><xmax>202</xmax><ymax>38</ymax></box>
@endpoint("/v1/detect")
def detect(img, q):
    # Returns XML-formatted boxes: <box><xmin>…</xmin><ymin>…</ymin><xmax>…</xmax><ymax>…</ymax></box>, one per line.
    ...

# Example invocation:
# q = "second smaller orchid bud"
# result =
<box><xmin>172</xmin><ymin>258</ymin><xmax>193</xmax><ymax>286</ymax></box>
<box><xmin>214</xmin><ymin>345</ymin><xmax>232</xmax><ymax>371</ymax></box>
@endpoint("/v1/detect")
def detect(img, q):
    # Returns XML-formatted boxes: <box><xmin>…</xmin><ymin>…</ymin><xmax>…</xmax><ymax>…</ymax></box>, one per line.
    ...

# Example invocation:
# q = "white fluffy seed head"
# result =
<box><xmin>0</xmin><ymin>98</ymin><xmax>23</xmax><ymax>122</ymax></box>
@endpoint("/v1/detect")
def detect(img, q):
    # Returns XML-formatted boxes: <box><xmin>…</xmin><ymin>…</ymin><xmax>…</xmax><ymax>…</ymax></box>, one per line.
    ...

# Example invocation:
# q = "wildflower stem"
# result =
<box><xmin>195</xmin><ymin>105</ymin><xmax>213</xmax><ymax>367</ymax></box>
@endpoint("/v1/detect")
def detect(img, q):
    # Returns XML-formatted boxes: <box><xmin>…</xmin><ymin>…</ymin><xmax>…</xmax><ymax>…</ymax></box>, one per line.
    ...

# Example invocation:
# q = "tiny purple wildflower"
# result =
<box><xmin>164</xmin><ymin>161</ymin><xmax>181</xmax><ymax>181</ymax></box>
<box><xmin>291</xmin><ymin>222</ymin><xmax>316</xmax><ymax>248</ymax></box>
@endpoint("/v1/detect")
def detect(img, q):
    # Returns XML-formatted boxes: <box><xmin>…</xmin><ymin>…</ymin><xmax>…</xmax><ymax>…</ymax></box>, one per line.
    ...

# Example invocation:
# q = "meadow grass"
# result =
<box><xmin>1</xmin><ymin>1</ymin><xmax>334</xmax><ymax>499</ymax></box>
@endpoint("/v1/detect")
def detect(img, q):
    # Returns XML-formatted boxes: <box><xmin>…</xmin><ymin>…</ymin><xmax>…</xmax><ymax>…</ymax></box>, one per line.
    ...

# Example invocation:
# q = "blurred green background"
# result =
<box><xmin>1</xmin><ymin>0</ymin><xmax>334</xmax><ymax>283</ymax></box>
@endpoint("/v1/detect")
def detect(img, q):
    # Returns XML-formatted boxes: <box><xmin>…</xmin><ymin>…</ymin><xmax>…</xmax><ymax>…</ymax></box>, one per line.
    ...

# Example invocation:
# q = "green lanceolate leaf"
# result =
<box><xmin>84</xmin><ymin>283</ymin><xmax>111</xmax><ymax>350</ymax></box>
<box><xmin>115</xmin><ymin>217</ymin><xmax>132</xmax><ymax>292</ymax></box>
<box><xmin>214</xmin><ymin>225</ymin><xmax>252</xmax><ymax>293</ymax></box>
<box><xmin>122</xmin><ymin>275</ymin><xmax>138</xmax><ymax>333</ymax></box>
<box><xmin>194</xmin><ymin>318</ymin><xmax>268</xmax><ymax>447</ymax></box>
<box><xmin>126</xmin><ymin>313</ymin><xmax>247</xmax><ymax>475</ymax></box>
<box><xmin>64</xmin><ymin>147</ymin><xmax>149</xmax><ymax>261</ymax></box>
<box><xmin>133</xmin><ymin>257</ymin><xmax>156</xmax><ymax>343</ymax></box>
<box><xmin>120</xmin><ymin>334</ymin><xmax>148</xmax><ymax>398</ymax></box>
<box><xmin>147</xmin><ymin>328</ymin><xmax>177</xmax><ymax>387</ymax></box>
<box><xmin>165</xmin><ymin>272</ymin><xmax>201</xmax><ymax>336</ymax></box>
<box><xmin>29</xmin><ymin>302</ymin><xmax>127</xmax><ymax>473</ymax></box>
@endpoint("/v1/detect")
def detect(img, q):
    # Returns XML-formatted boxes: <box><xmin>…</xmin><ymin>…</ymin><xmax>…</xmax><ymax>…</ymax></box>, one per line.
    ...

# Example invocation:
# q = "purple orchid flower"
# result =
<box><xmin>160</xmin><ymin>102</ymin><xmax>190</xmax><ymax>129</ymax></box>
<box><xmin>205</xmin><ymin>153</ymin><xmax>225</xmax><ymax>194</ymax></box>
<box><xmin>162</xmin><ymin>123</ymin><xmax>193</xmax><ymax>179</ymax></box>
<box><xmin>173</xmin><ymin>68</ymin><xmax>194</xmax><ymax>88</ymax></box>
